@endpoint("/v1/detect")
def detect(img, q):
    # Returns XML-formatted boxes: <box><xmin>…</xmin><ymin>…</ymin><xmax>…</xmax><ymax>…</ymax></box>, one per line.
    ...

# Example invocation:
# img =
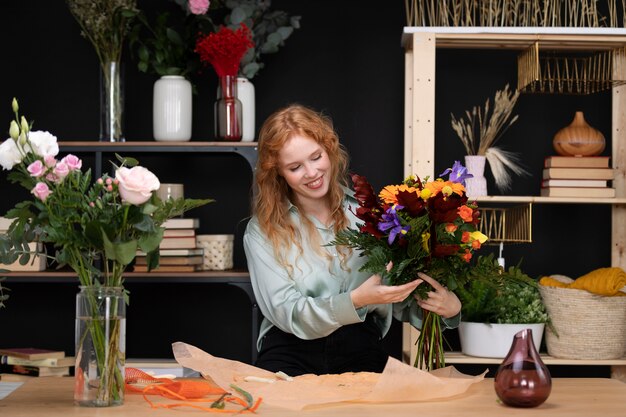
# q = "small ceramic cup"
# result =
<box><xmin>157</xmin><ymin>183</ymin><xmax>184</xmax><ymax>201</ymax></box>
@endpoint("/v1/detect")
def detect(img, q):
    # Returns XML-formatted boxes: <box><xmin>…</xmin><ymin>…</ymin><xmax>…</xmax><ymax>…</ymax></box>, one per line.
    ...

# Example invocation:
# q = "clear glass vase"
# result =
<box><xmin>214</xmin><ymin>75</ymin><xmax>242</xmax><ymax>141</ymax></box>
<box><xmin>74</xmin><ymin>286</ymin><xmax>126</xmax><ymax>407</ymax></box>
<box><xmin>100</xmin><ymin>61</ymin><xmax>125</xmax><ymax>142</ymax></box>
<box><xmin>494</xmin><ymin>328</ymin><xmax>551</xmax><ymax>408</ymax></box>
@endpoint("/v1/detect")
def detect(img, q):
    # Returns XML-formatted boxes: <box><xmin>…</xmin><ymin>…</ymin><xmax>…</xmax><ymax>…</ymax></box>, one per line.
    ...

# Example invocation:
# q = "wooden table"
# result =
<box><xmin>2</xmin><ymin>377</ymin><xmax>626</xmax><ymax>416</ymax></box>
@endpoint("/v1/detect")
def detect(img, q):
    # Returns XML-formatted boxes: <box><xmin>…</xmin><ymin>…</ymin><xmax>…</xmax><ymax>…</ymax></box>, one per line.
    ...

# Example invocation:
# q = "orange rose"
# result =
<box><xmin>445</xmin><ymin>223</ymin><xmax>458</xmax><ymax>234</ymax></box>
<box><xmin>458</xmin><ymin>205</ymin><xmax>474</xmax><ymax>223</ymax></box>
<box><xmin>461</xmin><ymin>231</ymin><xmax>470</xmax><ymax>243</ymax></box>
<box><xmin>462</xmin><ymin>249</ymin><xmax>472</xmax><ymax>262</ymax></box>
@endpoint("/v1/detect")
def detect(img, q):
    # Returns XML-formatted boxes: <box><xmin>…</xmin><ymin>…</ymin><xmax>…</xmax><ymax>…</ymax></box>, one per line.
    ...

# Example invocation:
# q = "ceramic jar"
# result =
<box><xmin>153</xmin><ymin>75</ymin><xmax>192</xmax><ymax>142</ymax></box>
<box><xmin>553</xmin><ymin>111</ymin><xmax>605</xmax><ymax>156</ymax></box>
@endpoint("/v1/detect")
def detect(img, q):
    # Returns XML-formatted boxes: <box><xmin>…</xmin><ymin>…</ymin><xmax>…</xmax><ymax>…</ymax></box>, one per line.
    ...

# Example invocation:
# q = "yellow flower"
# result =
<box><xmin>421</xmin><ymin>231</ymin><xmax>431</xmax><ymax>252</ymax></box>
<box><xmin>420</xmin><ymin>188</ymin><xmax>432</xmax><ymax>200</ymax></box>
<box><xmin>470</xmin><ymin>231</ymin><xmax>488</xmax><ymax>244</ymax></box>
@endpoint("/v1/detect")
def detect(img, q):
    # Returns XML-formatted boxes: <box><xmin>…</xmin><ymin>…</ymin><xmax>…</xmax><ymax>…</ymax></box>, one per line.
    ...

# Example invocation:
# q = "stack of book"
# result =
<box><xmin>0</xmin><ymin>348</ymin><xmax>73</xmax><ymax>377</ymax></box>
<box><xmin>0</xmin><ymin>217</ymin><xmax>46</xmax><ymax>272</ymax></box>
<box><xmin>541</xmin><ymin>156</ymin><xmax>615</xmax><ymax>198</ymax></box>
<box><xmin>134</xmin><ymin>218</ymin><xmax>203</xmax><ymax>272</ymax></box>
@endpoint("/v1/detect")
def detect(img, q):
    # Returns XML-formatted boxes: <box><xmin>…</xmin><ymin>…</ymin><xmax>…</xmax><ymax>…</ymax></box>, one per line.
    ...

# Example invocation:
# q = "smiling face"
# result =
<box><xmin>278</xmin><ymin>134</ymin><xmax>331</xmax><ymax>208</ymax></box>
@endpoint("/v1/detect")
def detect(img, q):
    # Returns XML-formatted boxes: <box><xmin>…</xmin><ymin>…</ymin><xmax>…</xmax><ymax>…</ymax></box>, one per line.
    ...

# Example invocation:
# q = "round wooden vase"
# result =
<box><xmin>552</xmin><ymin>111</ymin><xmax>605</xmax><ymax>156</ymax></box>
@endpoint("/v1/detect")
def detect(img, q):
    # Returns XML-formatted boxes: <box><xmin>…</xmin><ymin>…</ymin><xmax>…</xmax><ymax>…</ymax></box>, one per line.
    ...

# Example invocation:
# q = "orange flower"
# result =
<box><xmin>423</xmin><ymin>180</ymin><xmax>464</xmax><ymax>198</ymax></box>
<box><xmin>458</xmin><ymin>205</ymin><xmax>474</xmax><ymax>223</ymax></box>
<box><xmin>445</xmin><ymin>223</ymin><xmax>457</xmax><ymax>234</ymax></box>
<box><xmin>471</xmin><ymin>239</ymin><xmax>482</xmax><ymax>250</ymax></box>
<box><xmin>461</xmin><ymin>231</ymin><xmax>470</xmax><ymax>243</ymax></box>
<box><xmin>462</xmin><ymin>249</ymin><xmax>472</xmax><ymax>262</ymax></box>
<box><xmin>379</xmin><ymin>184</ymin><xmax>420</xmax><ymax>205</ymax></box>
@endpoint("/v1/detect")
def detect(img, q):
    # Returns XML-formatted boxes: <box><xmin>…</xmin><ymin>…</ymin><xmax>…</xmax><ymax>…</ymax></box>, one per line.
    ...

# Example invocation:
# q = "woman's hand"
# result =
<box><xmin>350</xmin><ymin>262</ymin><xmax>421</xmax><ymax>309</ymax></box>
<box><xmin>414</xmin><ymin>272</ymin><xmax>461</xmax><ymax>319</ymax></box>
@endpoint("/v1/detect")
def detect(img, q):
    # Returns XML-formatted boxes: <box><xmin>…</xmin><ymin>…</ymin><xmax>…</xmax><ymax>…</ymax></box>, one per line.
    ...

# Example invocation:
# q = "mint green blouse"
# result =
<box><xmin>243</xmin><ymin>191</ymin><xmax>460</xmax><ymax>351</ymax></box>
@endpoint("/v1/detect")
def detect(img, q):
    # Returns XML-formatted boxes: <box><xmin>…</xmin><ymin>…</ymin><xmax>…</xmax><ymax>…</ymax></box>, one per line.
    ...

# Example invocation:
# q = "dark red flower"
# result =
<box><xmin>427</xmin><ymin>193</ymin><xmax>468</xmax><ymax>223</ymax></box>
<box><xmin>396</xmin><ymin>190</ymin><xmax>426</xmax><ymax>217</ymax></box>
<box><xmin>432</xmin><ymin>243</ymin><xmax>461</xmax><ymax>258</ymax></box>
<box><xmin>350</xmin><ymin>173</ymin><xmax>379</xmax><ymax>209</ymax></box>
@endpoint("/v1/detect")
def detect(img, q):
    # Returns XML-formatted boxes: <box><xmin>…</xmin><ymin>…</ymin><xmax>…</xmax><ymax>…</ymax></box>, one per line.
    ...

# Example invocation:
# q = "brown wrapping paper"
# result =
<box><xmin>172</xmin><ymin>342</ymin><xmax>485</xmax><ymax>410</ymax></box>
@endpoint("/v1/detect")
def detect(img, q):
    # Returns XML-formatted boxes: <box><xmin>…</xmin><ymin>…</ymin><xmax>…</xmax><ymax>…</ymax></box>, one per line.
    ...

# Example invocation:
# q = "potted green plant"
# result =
<box><xmin>455</xmin><ymin>254</ymin><xmax>550</xmax><ymax>358</ymax></box>
<box><xmin>129</xmin><ymin>4</ymin><xmax>214</xmax><ymax>141</ymax></box>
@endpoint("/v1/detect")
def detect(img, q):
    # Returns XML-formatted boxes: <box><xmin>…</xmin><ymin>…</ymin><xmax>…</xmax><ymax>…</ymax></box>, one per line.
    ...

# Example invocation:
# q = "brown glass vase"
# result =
<box><xmin>552</xmin><ymin>111</ymin><xmax>605</xmax><ymax>156</ymax></box>
<box><xmin>494</xmin><ymin>328</ymin><xmax>551</xmax><ymax>408</ymax></box>
<box><xmin>214</xmin><ymin>75</ymin><xmax>242</xmax><ymax>141</ymax></box>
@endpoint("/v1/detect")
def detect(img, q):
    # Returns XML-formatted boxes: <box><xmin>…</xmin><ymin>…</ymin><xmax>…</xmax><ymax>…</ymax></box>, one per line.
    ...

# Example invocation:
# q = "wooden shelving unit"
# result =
<box><xmin>401</xmin><ymin>27</ymin><xmax>626</xmax><ymax>370</ymax></box>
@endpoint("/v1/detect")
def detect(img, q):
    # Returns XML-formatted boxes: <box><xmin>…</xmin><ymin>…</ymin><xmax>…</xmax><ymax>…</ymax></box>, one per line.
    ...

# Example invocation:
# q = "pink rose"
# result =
<box><xmin>31</xmin><ymin>182</ymin><xmax>52</xmax><ymax>201</ymax></box>
<box><xmin>189</xmin><ymin>0</ymin><xmax>209</xmax><ymax>15</ymax></box>
<box><xmin>44</xmin><ymin>155</ymin><xmax>57</xmax><ymax>167</ymax></box>
<box><xmin>53</xmin><ymin>161</ymin><xmax>70</xmax><ymax>180</ymax></box>
<box><xmin>27</xmin><ymin>160</ymin><xmax>46</xmax><ymax>177</ymax></box>
<box><xmin>61</xmin><ymin>154</ymin><xmax>82</xmax><ymax>171</ymax></box>
<box><xmin>115</xmin><ymin>166</ymin><xmax>160</xmax><ymax>205</ymax></box>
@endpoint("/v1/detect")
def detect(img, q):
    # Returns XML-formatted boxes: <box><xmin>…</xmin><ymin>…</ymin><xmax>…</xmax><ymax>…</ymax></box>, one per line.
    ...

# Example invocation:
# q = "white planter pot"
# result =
<box><xmin>237</xmin><ymin>77</ymin><xmax>255</xmax><ymax>142</ymax></box>
<box><xmin>458</xmin><ymin>322</ymin><xmax>545</xmax><ymax>358</ymax></box>
<box><xmin>153</xmin><ymin>75</ymin><xmax>192</xmax><ymax>142</ymax></box>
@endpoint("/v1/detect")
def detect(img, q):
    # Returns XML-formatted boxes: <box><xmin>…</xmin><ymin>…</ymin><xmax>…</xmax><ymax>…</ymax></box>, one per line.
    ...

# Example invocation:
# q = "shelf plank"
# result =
<box><xmin>472</xmin><ymin>195</ymin><xmax>626</xmax><ymax>204</ymax></box>
<box><xmin>445</xmin><ymin>351</ymin><xmax>626</xmax><ymax>366</ymax></box>
<box><xmin>2</xmin><ymin>270</ymin><xmax>250</xmax><ymax>284</ymax></box>
<box><xmin>402</xmin><ymin>27</ymin><xmax>626</xmax><ymax>50</ymax></box>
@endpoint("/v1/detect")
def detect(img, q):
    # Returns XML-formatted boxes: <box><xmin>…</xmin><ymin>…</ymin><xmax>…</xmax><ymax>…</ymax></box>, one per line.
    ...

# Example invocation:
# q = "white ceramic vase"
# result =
<box><xmin>237</xmin><ymin>77</ymin><xmax>255</xmax><ymax>142</ymax></box>
<box><xmin>153</xmin><ymin>75</ymin><xmax>192</xmax><ymax>142</ymax></box>
<box><xmin>458</xmin><ymin>322</ymin><xmax>545</xmax><ymax>358</ymax></box>
<box><xmin>464</xmin><ymin>155</ymin><xmax>488</xmax><ymax>197</ymax></box>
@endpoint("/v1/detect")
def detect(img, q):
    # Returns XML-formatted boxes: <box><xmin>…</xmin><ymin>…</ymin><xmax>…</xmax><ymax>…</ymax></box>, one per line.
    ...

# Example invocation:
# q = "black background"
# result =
<box><xmin>0</xmin><ymin>1</ymin><xmax>613</xmax><ymax>377</ymax></box>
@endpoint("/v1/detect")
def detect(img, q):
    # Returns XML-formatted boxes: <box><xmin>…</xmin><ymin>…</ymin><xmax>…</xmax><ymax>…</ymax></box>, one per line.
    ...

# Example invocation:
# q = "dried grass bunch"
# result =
<box><xmin>451</xmin><ymin>84</ymin><xmax>528</xmax><ymax>192</ymax></box>
<box><xmin>405</xmin><ymin>0</ymin><xmax>626</xmax><ymax>28</ymax></box>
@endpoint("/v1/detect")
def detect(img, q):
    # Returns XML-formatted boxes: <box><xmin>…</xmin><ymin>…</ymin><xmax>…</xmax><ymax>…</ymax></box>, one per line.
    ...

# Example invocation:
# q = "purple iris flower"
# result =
<box><xmin>378</xmin><ymin>204</ymin><xmax>411</xmax><ymax>245</ymax></box>
<box><xmin>440</xmin><ymin>160</ymin><xmax>473</xmax><ymax>185</ymax></box>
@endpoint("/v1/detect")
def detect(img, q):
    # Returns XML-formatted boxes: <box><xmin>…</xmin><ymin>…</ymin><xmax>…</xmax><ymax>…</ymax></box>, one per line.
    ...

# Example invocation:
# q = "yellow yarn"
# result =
<box><xmin>539</xmin><ymin>267</ymin><xmax>626</xmax><ymax>296</ymax></box>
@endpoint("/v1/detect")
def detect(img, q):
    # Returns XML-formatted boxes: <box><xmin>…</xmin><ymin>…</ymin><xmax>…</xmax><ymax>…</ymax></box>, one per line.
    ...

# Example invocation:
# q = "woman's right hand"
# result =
<box><xmin>350</xmin><ymin>264</ymin><xmax>421</xmax><ymax>309</ymax></box>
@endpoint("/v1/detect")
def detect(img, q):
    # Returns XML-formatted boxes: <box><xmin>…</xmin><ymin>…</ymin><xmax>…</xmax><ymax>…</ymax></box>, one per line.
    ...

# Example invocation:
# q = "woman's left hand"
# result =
<box><xmin>413</xmin><ymin>272</ymin><xmax>461</xmax><ymax>319</ymax></box>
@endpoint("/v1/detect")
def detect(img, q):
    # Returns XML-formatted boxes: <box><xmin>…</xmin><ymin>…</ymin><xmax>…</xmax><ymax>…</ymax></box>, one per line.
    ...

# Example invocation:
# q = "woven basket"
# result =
<box><xmin>539</xmin><ymin>283</ymin><xmax>626</xmax><ymax>359</ymax></box>
<box><xmin>195</xmin><ymin>234</ymin><xmax>234</xmax><ymax>271</ymax></box>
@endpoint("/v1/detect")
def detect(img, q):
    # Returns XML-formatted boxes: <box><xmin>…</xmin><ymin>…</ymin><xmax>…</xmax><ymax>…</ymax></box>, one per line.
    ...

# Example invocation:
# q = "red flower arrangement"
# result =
<box><xmin>195</xmin><ymin>24</ymin><xmax>254</xmax><ymax>76</ymax></box>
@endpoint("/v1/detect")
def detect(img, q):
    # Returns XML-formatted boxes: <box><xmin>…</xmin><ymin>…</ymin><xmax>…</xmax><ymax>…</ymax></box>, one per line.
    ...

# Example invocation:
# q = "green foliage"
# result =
<box><xmin>129</xmin><ymin>6</ymin><xmax>214</xmax><ymax>80</ymax></box>
<box><xmin>456</xmin><ymin>254</ymin><xmax>550</xmax><ymax>324</ymax></box>
<box><xmin>223</xmin><ymin>0</ymin><xmax>301</xmax><ymax>79</ymax></box>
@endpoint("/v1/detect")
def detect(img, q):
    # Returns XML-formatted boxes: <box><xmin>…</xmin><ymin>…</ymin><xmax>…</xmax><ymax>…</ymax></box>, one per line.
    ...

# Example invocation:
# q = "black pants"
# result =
<box><xmin>255</xmin><ymin>316</ymin><xmax>388</xmax><ymax>376</ymax></box>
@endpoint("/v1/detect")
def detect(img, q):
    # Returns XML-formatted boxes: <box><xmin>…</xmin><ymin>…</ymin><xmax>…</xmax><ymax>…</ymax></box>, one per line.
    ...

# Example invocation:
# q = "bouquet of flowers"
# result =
<box><xmin>0</xmin><ymin>98</ymin><xmax>211</xmax><ymax>405</ymax></box>
<box><xmin>332</xmin><ymin>161</ymin><xmax>488</xmax><ymax>370</ymax></box>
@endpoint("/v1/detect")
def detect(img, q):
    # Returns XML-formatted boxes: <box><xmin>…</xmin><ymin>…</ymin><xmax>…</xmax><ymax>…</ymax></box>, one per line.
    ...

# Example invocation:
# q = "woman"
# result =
<box><xmin>243</xmin><ymin>104</ymin><xmax>461</xmax><ymax>376</ymax></box>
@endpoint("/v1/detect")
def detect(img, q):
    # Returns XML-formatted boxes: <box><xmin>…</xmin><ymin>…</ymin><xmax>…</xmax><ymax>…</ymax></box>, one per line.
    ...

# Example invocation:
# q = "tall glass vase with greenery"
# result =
<box><xmin>0</xmin><ymin>98</ymin><xmax>212</xmax><ymax>406</ymax></box>
<box><xmin>66</xmin><ymin>0</ymin><xmax>139</xmax><ymax>142</ymax></box>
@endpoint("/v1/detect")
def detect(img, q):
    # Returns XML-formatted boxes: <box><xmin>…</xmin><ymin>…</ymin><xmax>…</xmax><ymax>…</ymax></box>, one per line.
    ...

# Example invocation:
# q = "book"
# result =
<box><xmin>136</xmin><ymin>248</ymin><xmax>204</xmax><ymax>257</ymax></box>
<box><xmin>541</xmin><ymin>179</ymin><xmax>608</xmax><ymax>188</ymax></box>
<box><xmin>544</xmin><ymin>156</ymin><xmax>610</xmax><ymax>168</ymax></box>
<box><xmin>0</xmin><ymin>364</ymin><xmax>70</xmax><ymax>377</ymax></box>
<box><xmin>132</xmin><ymin>264</ymin><xmax>202</xmax><ymax>273</ymax></box>
<box><xmin>1</xmin><ymin>355</ymin><xmax>75</xmax><ymax>367</ymax></box>
<box><xmin>159</xmin><ymin>236</ymin><xmax>197</xmax><ymax>249</ymax></box>
<box><xmin>135</xmin><ymin>255</ymin><xmax>203</xmax><ymax>266</ymax></box>
<box><xmin>542</xmin><ymin>167</ymin><xmax>615</xmax><ymax>180</ymax></box>
<box><xmin>162</xmin><ymin>218</ymin><xmax>199</xmax><ymax>229</ymax></box>
<box><xmin>540</xmin><ymin>187</ymin><xmax>616</xmax><ymax>198</ymax></box>
<box><xmin>0</xmin><ymin>348</ymin><xmax>65</xmax><ymax>360</ymax></box>
<box><xmin>163</xmin><ymin>228</ymin><xmax>196</xmax><ymax>238</ymax></box>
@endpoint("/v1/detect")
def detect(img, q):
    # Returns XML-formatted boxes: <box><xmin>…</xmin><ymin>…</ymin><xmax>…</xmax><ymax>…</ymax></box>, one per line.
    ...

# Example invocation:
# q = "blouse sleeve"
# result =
<box><xmin>392</xmin><ymin>296</ymin><xmax>461</xmax><ymax>330</ymax></box>
<box><xmin>243</xmin><ymin>220</ymin><xmax>364</xmax><ymax>340</ymax></box>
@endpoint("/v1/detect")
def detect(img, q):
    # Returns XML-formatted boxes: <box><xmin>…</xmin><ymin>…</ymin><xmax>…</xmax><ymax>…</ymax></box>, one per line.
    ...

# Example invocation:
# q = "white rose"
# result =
<box><xmin>0</xmin><ymin>138</ymin><xmax>23</xmax><ymax>170</ymax></box>
<box><xmin>115</xmin><ymin>166</ymin><xmax>160</xmax><ymax>205</ymax></box>
<box><xmin>28</xmin><ymin>130</ymin><xmax>59</xmax><ymax>158</ymax></box>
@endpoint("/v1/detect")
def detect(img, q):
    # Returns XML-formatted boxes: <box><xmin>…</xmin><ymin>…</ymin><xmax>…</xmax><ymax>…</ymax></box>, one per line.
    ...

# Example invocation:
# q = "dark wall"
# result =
<box><xmin>0</xmin><ymin>0</ymin><xmax>613</xmax><ymax>372</ymax></box>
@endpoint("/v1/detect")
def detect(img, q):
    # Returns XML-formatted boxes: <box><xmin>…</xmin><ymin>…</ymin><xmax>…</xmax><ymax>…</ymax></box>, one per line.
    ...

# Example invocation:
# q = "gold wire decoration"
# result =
<box><xmin>517</xmin><ymin>42</ymin><xmax>626</xmax><ymax>94</ymax></box>
<box><xmin>479</xmin><ymin>204</ymin><xmax>532</xmax><ymax>244</ymax></box>
<box><xmin>405</xmin><ymin>0</ymin><xmax>625</xmax><ymax>28</ymax></box>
